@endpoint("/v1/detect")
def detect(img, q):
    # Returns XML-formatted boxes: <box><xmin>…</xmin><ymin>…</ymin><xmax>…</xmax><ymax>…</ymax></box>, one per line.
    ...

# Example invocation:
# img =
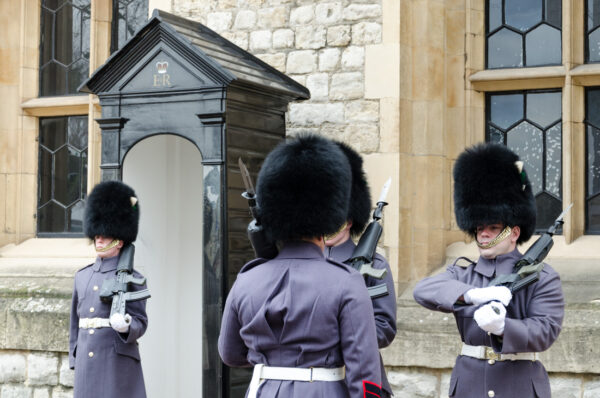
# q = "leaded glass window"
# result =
<box><xmin>38</xmin><ymin>116</ymin><xmax>88</xmax><ymax>236</ymax></box>
<box><xmin>486</xmin><ymin>91</ymin><xmax>563</xmax><ymax>232</ymax></box>
<box><xmin>111</xmin><ymin>0</ymin><xmax>148</xmax><ymax>54</ymax></box>
<box><xmin>486</xmin><ymin>0</ymin><xmax>562</xmax><ymax>69</ymax></box>
<box><xmin>39</xmin><ymin>0</ymin><xmax>90</xmax><ymax>96</ymax></box>
<box><xmin>587</xmin><ymin>0</ymin><xmax>600</xmax><ymax>62</ymax></box>
<box><xmin>585</xmin><ymin>88</ymin><xmax>600</xmax><ymax>233</ymax></box>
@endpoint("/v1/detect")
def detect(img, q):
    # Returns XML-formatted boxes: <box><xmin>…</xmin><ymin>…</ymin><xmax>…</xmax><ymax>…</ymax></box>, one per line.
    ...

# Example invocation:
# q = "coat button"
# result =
<box><xmin>93</xmin><ymin>285</ymin><xmax>99</xmax><ymax>291</ymax></box>
<box><xmin>88</xmin><ymin>352</ymin><xmax>94</xmax><ymax>358</ymax></box>
<box><xmin>488</xmin><ymin>390</ymin><xmax>495</xmax><ymax>397</ymax></box>
<box><xmin>89</xmin><ymin>329</ymin><xmax>95</xmax><ymax>335</ymax></box>
<box><xmin>488</xmin><ymin>359</ymin><xmax>495</xmax><ymax>365</ymax></box>
<box><xmin>89</xmin><ymin>307</ymin><xmax>95</xmax><ymax>313</ymax></box>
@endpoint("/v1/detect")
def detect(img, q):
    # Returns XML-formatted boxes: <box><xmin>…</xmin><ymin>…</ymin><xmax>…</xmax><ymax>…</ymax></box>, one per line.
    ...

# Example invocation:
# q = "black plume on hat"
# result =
<box><xmin>335</xmin><ymin>141</ymin><xmax>371</xmax><ymax>237</ymax></box>
<box><xmin>84</xmin><ymin>181</ymin><xmax>140</xmax><ymax>244</ymax></box>
<box><xmin>256</xmin><ymin>134</ymin><xmax>352</xmax><ymax>241</ymax></box>
<box><xmin>453</xmin><ymin>143</ymin><xmax>536</xmax><ymax>244</ymax></box>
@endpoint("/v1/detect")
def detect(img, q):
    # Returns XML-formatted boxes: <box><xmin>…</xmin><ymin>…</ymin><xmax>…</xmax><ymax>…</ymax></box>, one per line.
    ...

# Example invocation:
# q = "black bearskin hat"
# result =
<box><xmin>84</xmin><ymin>181</ymin><xmax>140</xmax><ymax>244</ymax></box>
<box><xmin>256</xmin><ymin>134</ymin><xmax>352</xmax><ymax>241</ymax></box>
<box><xmin>335</xmin><ymin>141</ymin><xmax>372</xmax><ymax>237</ymax></box>
<box><xmin>453</xmin><ymin>143</ymin><xmax>536</xmax><ymax>244</ymax></box>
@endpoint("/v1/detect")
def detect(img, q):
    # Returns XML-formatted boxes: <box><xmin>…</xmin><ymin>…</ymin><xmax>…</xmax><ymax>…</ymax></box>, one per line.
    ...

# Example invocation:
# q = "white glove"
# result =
<box><xmin>110</xmin><ymin>313</ymin><xmax>132</xmax><ymax>333</ymax></box>
<box><xmin>464</xmin><ymin>286</ymin><xmax>512</xmax><ymax>306</ymax></box>
<box><xmin>474</xmin><ymin>302</ymin><xmax>506</xmax><ymax>336</ymax></box>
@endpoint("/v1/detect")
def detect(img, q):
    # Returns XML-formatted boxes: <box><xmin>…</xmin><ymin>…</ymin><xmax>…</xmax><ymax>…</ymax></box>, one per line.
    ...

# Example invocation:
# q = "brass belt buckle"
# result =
<box><xmin>485</xmin><ymin>347</ymin><xmax>500</xmax><ymax>361</ymax></box>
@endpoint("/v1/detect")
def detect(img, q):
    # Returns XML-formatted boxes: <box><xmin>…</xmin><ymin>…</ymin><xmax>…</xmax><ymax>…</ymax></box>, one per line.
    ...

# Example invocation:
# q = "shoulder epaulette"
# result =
<box><xmin>240</xmin><ymin>258</ymin><xmax>269</xmax><ymax>273</ymax></box>
<box><xmin>76</xmin><ymin>263</ymin><xmax>94</xmax><ymax>273</ymax></box>
<box><xmin>452</xmin><ymin>256</ymin><xmax>476</xmax><ymax>268</ymax></box>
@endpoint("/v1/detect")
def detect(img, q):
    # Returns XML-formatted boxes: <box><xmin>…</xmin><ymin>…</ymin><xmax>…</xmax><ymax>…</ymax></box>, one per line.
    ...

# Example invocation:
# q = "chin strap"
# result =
<box><xmin>96</xmin><ymin>239</ymin><xmax>121</xmax><ymax>252</ymax></box>
<box><xmin>476</xmin><ymin>226</ymin><xmax>511</xmax><ymax>249</ymax></box>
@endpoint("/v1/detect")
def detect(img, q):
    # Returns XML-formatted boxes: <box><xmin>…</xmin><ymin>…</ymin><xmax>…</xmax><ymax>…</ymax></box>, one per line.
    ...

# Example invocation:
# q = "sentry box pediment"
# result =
<box><xmin>80</xmin><ymin>10</ymin><xmax>309</xmax><ymax>398</ymax></box>
<box><xmin>81</xmin><ymin>9</ymin><xmax>309</xmax><ymax>99</ymax></box>
<box><xmin>79</xmin><ymin>9</ymin><xmax>309</xmax><ymax>168</ymax></box>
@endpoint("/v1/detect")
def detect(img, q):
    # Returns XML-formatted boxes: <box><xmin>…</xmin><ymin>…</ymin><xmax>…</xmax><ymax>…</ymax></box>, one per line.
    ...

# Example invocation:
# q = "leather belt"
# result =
<box><xmin>79</xmin><ymin>317</ymin><xmax>111</xmax><ymax>329</ymax></box>
<box><xmin>248</xmin><ymin>364</ymin><xmax>345</xmax><ymax>398</ymax></box>
<box><xmin>461</xmin><ymin>343</ymin><xmax>539</xmax><ymax>362</ymax></box>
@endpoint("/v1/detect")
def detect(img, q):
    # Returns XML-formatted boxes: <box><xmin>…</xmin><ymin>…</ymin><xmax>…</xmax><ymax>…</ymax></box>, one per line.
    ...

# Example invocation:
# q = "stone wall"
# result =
<box><xmin>173</xmin><ymin>0</ymin><xmax>384</xmax><ymax>151</ymax></box>
<box><xmin>0</xmin><ymin>352</ymin><xmax>73</xmax><ymax>398</ymax></box>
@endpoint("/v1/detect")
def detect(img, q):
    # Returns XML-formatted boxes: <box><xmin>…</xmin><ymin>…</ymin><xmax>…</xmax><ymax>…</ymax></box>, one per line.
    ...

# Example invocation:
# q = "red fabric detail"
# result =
<box><xmin>363</xmin><ymin>380</ymin><xmax>382</xmax><ymax>398</ymax></box>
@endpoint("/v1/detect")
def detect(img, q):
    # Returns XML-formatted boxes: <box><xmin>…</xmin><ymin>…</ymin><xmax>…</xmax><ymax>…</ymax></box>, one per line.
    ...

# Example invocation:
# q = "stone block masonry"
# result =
<box><xmin>0</xmin><ymin>352</ymin><xmax>73</xmax><ymax>397</ymax></box>
<box><xmin>174</xmin><ymin>0</ymin><xmax>384</xmax><ymax>153</ymax></box>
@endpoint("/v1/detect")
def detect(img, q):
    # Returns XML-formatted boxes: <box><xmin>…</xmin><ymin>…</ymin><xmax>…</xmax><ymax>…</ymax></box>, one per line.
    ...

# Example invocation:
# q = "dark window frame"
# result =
<box><xmin>39</xmin><ymin>0</ymin><xmax>91</xmax><ymax>97</ymax></box>
<box><xmin>585</xmin><ymin>0</ymin><xmax>600</xmax><ymax>63</ymax></box>
<box><xmin>110</xmin><ymin>0</ymin><xmax>149</xmax><ymax>54</ymax></box>
<box><xmin>37</xmin><ymin>115</ymin><xmax>88</xmax><ymax>237</ymax></box>
<box><xmin>485</xmin><ymin>89</ymin><xmax>563</xmax><ymax>233</ymax></box>
<box><xmin>485</xmin><ymin>0</ymin><xmax>563</xmax><ymax>69</ymax></box>
<box><xmin>584</xmin><ymin>87</ymin><xmax>600</xmax><ymax>234</ymax></box>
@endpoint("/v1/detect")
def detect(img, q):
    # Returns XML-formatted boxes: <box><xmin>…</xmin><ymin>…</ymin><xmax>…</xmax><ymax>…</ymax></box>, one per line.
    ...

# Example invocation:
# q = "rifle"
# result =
<box><xmin>345</xmin><ymin>178</ymin><xmax>392</xmax><ymax>299</ymax></box>
<box><xmin>100</xmin><ymin>243</ymin><xmax>151</xmax><ymax>318</ymax></box>
<box><xmin>238</xmin><ymin>158</ymin><xmax>279</xmax><ymax>259</ymax></box>
<box><xmin>488</xmin><ymin>203</ymin><xmax>573</xmax><ymax>293</ymax></box>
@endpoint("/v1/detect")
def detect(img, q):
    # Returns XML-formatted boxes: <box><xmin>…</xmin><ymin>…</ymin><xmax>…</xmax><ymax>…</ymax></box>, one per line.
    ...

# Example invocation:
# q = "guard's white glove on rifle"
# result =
<box><xmin>110</xmin><ymin>313</ymin><xmax>132</xmax><ymax>333</ymax></box>
<box><xmin>464</xmin><ymin>286</ymin><xmax>512</xmax><ymax>306</ymax></box>
<box><xmin>474</xmin><ymin>302</ymin><xmax>506</xmax><ymax>336</ymax></box>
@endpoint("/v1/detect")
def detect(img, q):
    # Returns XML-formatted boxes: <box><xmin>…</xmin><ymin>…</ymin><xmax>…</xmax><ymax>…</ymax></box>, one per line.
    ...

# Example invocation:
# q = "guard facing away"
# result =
<box><xmin>413</xmin><ymin>143</ymin><xmax>564</xmax><ymax>398</ymax></box>
<box><xmin>324</xmin><ymin>141</ymin><xmax>397</xmax><ymax>398</ymax></box>
<box><xmin>69</xmin><ymin>181</ymin><xmax>148</xmax><ymax>398</ymax></box>
<box><xmin>218</xmin><ymin>135</ymin><xmax>383</xmax><ymax>398</ymax></box>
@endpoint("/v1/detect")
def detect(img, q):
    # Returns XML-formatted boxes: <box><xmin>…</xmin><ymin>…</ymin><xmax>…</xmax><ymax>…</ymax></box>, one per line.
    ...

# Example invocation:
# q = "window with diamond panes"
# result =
<box><xmin>38</xmin><ymin>116</ymin><xmax>88</xmax><ymax>236</ymax></box>
<box><xmin>110</xmin><ymin>0</ymin><xmax>148</xmax><ymax>54</ymax></box>
<box><xmin>585</xmin><ymin>88</ymin><xmax>600</xmax><ymax>233</ymax></box>
<box><xmin>587</xmin><ymin>0</ymin><xmax>600</xmax><ymax>62</ymax></box>
<box><xmin>486</xmin><ymin>0</ymin><xmax>562</xmax><ymax>68</ymax></box>
<box><xmin>486</xmin><ymin>91</ymin><xmax>562</xmax><ymax>231</ymax></box>
<box><xmin>39</xmin><ymin>0</ymin><xmax>90</xmax><ymax>96</ymax></box>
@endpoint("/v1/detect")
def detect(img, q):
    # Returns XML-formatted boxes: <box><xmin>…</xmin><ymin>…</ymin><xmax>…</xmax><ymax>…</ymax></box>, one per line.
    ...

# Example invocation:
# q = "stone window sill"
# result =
<box><xmin>469</xmin><ymin>66</ymin><xmax>566</xmax><ymax>91</ymax></box>
<box><xmin>21</xmin><ymin>95</ymin><xmax>98</xmax><ymax>117</ymax></box>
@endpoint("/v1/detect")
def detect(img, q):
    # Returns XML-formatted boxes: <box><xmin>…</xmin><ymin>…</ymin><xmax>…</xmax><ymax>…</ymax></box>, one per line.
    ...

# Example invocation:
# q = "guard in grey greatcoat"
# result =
<box><xmin>413</xmin><ymin>144</ymin><xmax>564</xmax><ymax>398</ymax></box>
<box><xmin>69</xmin><ymin>181</ymin><xmax>148</xmax><ymax>398</ymax></box>
<box><xmin>218</xmin><ymin>135</ymin><xmax>383</xmax><ymax>398</ymax></box>
<box><xmin>325</xmin><ymin>141</ymin><xmax>397</xmax><ymax>398</ymax></box>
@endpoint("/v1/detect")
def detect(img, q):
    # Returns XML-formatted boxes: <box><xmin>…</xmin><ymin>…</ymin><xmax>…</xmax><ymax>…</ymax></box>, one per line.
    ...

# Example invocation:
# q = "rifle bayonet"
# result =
<box><xmin>239</xmin><ymin>158</ymin><xmax>278</xmax><ymax>258</ymax></box>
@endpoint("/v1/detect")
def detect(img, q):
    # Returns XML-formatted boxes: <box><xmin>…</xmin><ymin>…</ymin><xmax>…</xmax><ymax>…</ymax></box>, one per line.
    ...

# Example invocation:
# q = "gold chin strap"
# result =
<box><xmin>476</xmin><ymin>226</ymin><xmax>512</xmax><ymax>249</ymax></box>
<box><xmin>96</xmin><ymin>239</ymin><xmax>121</xmax><ymax>253</ymax></box>
<box><xmin>324</xmin><ymin>222</ymin><xmax>348</xmax><ymax>241</ymax></box>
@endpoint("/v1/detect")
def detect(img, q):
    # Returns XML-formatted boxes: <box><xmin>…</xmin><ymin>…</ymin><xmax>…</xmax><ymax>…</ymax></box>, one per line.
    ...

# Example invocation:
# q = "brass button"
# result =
<box><xmin>89</xmin><ymin>329</ymin><xmax>95</xmax><ymax>335</ymax></box>
<box><xmin>488</xmin><ymin>390</ymin><xmax>495</xmax><ymax>397</ymax></box>
<box><xmin>88</xmin><ymin>352</ymin><xmax>94</xmax><ymax>358</ymax></box>
<box><xmin>89</xmin><ymin>307</ymin><xmax>95</xmax><ymax>313</ymax></box>
<box><xmin>93</xmin><ymin>285</ymin><xmax>99</xmax><ymax>291</ymax></box>
<box><xmin>488</xmin><ymin>359</ymin><xmax>495</xmax><ymax>365</ymax></box>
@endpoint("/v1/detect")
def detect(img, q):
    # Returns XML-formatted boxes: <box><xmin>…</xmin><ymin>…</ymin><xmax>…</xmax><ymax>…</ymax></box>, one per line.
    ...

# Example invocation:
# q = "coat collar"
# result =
<box><xmin>474</xmin><ymin>248</ymin><xmax>522</xmax><ymax>278</ymax></box>
<box><xmin>324</xmin><ymin>238</ymin><xmax>355</xmax><ymax>262</ymax></box>
<box><xmin>92</xmin><ymin>255</ymin><xmax>119</xmax><ymax>273</ymax></box>
<box><xmin>276</xmin><ymin>241</ymin><xmax>326</xmax><ymax>260</ymax></box>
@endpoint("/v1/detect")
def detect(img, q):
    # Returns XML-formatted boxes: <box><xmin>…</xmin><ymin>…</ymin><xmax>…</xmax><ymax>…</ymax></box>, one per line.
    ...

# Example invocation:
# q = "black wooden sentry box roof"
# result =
<box><xmin>80</xmin><ymin>9</ymin><xmax>309</xmax><ymax>100</ymax></box>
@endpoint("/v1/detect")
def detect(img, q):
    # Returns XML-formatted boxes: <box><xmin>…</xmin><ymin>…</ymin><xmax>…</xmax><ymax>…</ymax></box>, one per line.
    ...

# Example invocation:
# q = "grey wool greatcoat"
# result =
<box><xmin>218</xmin><ymin>241</ymin><xmax>382</xmax><ymax>397</ymax></box>
<box><xmin>69</xmin><ymin>255</ymin><xmax>148</xmax><ymax>398</ymax></box>
<box><xmin>325</xmin><ymin>238</ymin><xmax>397</xmax><ymax>398</ymax></box>
<box><xmin>413</xmin><ymin>249</ymin><xmax>564</xmax><ymax>398</ymax></box>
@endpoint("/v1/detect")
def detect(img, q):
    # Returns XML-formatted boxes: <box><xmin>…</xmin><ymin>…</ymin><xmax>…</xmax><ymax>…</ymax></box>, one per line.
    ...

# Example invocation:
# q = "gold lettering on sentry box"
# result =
<box><xmin>153</xmin><ymin>61</ymin><xmax>172</xmax><ymax>87</ymax></box>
